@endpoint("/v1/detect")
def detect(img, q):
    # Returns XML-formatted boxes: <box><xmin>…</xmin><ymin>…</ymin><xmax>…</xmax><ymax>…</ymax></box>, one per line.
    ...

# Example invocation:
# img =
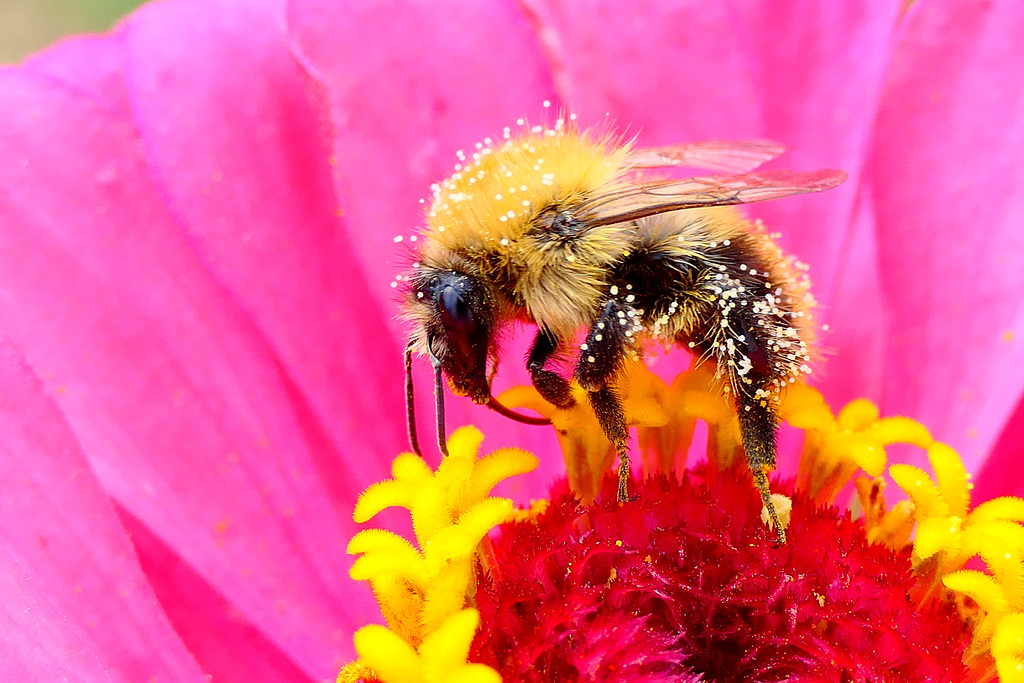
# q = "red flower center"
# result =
<box><xmin>471</xmin><ymin>469</ymin><xmax>971</xmax><ymax>682</ymax></box>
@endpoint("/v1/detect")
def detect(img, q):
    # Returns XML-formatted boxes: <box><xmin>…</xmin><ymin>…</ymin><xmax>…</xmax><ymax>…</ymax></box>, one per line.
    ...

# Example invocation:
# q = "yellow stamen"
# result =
<box><xmin>339</xmin><ymin>426</ymin><xmax>538</xmax><ymax>682</ymax></box>
<box><xmin>783</xmin><ymin>385</ymin><xmax>932</xmax><ymax>504</ymax></box>
<box><xmin>889</xmin><ymin>434</ymin><xmax>1024</xmax><ymax>679</ymax></box>
<box><xmin>498</xmin><ymin>358</ymin><xmax>669</xmax><ymax>503</ymax></box>
<box><xmin>993</xmin><ymin>613</ymin><xmax>1024</xmax><ymax>683</ymax></box>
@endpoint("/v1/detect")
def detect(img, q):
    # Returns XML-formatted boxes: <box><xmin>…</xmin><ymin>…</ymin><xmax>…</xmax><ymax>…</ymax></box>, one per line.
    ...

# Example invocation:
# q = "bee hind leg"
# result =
<box><xmin>735</xmin><ymin>379</ymin><xmax>786</xmax><ymax>544</ymax></box>
<box><xmin>574</xmin><ymin>299</ymin><xmax>636</xmax><ymax>503</ymax></box>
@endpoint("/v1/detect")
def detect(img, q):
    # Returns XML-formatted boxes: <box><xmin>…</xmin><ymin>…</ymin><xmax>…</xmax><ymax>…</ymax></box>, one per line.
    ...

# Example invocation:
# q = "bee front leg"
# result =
<box><xmin>527</xmin><ymin>328</ymin><xmax>575</xmax><ymax>409</ymax></box>
<box><xmin>575</xmin><ymin>299</ymin><xmax>636</xmax><ymax>503</ymax></box>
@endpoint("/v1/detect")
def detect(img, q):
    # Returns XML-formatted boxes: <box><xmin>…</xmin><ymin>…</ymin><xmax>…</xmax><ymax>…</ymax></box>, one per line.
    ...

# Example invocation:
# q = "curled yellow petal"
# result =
<box><xmin>970</xmin><ymin>496</ymin><xmax>1024</xmax><ymax>525</ymax></box>
<box><xmin>344</xmin><ymin>426</ymin><xmax>534</xmax><ymax>682</ymax></box>
<box><xmin>353</xmin><ymin>624</ymin><xmax>423</xmax><ymax>683</ymax></box>
<box><xmin>354</xmin><ymin>479</ymin><xmax>415</xmax><ymax>523</ymax></box>
<box><xmin>979</xmin><ymin>544</ymin><xmax>1024</xmax><ymax>612</ymax></box>
<box><xmin>349</xmin><ymin>550</ymin><xmax>431</xmax><ymax>588</ymax></box>
<box><xmin>457</xmin><ymin>497</ymin><xmax>514</xmax><ymax>543</ymax></box>
<box><xmin>927</xmin><ymin>442</ymin><xmax>969</xmax><ymax>519</ymax></box>
<box><xmin>993</xmin><ymin>613</ymin><xmax>1024</xmax><ymax>683</ymax></box>
<box><xmin>864</xmin><ymin>416</ymin><xmax>932</xmax><ymax>448</ymax></box>
<box><xmin>419</xmin><ymin>608</ymin><xmax>481</xmax><ymax>677</ymax></box>
<box><xmin>844</xmin><ymin>435</ymin><xmax>886</xmax><ymax>478</ymax></box>
<box><xmin>944</xmin><ymin>570</ymin><xmax>1011</xmax><ymax>649</ymax></box>
<box><xmin>914</xmin><ymin>516</ymin><xmax>962</xmax><ymax>562</ymax></box>
<box><xmin>469</xmin><ymin>447</ymin><xmax>540</xmax><ymax>501</ymax></box>
<box><xmin>423</xmin><ymin>526</ymin><xmax>478</xmax><ymax>570</ymax></box>
<box><xmin>836</xmin><ymin>398</ymin><xmax>878</xmax><ymax>431</ymax></box>
<box><xmin>443</xmin><ymin>663</ymin><xmax>504</xmax><ymax>683</ymax></box>
<box><xmin>348</xmin><ymin>528</ymin><xmax>418</xmax><ymax>557</ymax></box>
<box><xmin>445</xmin><ymin>425</ymin><xmax>485</xmax><ymax>460</ymax></box>
<box><xmin>421</xmin><ymin>561</ymin><xmax>473</xmax><ymax>635</ymax></box>
<box><xmin>393</xmin><ymin>452</ymin><xmax>433</xmax><ymax>482</ymax></box>
<box><xmin>889</xmin><ymin>464</ymin><xmax>948</xmax><ymax>519</ymax></box>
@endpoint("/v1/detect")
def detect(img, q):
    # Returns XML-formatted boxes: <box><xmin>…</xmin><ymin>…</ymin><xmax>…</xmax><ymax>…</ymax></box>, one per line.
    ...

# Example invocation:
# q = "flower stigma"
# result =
<box><xmin>341</xmin><ymin>364</ymin><xmax>1024</xmax><ymax>682</ymax></box>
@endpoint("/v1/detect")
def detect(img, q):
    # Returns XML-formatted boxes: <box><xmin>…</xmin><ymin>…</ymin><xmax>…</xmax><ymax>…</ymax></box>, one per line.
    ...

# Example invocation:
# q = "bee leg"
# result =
<box><xmin>425</xmin><ymin>335</ymin><xmax>449</xmax><ymax>457</ymax></box>
<box><xmin>404</xmin><ymin>340</ymin><xmax>423</xmax><ymax>458</ymax></box>
<box><xmin>589</xmin><ymin>386</ymin><xmax>632</xmax><ymax>502</ymax></box>
<box><xmin>735</xmin><ymin>379</ymin><xmax>785</xmax><ymax>544</ymax></box>
<box><xmin>575</xmin><ymin>299</ymin><xmax>635</xmax><ymax>502</ymax></box>
<box><xmin>727</xmin><ymin>311</ymin><xmax>786</xmax><ymax>544</ymax></box>
<box><xmin>527</xmin><ymin>328</ymin><xmax>575</xmax><ymax>409</ymax></box>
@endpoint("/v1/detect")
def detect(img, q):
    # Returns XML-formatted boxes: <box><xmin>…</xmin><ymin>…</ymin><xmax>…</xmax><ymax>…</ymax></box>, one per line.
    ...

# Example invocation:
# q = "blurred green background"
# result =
<box><xmin>1</xmin><ymin>0</ymin><xmax>146</xmax><ymax>64</ymax></box>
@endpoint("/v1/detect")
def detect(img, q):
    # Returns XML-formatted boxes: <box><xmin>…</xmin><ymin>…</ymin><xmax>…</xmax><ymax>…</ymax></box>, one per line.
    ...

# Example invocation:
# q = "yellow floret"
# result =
<box><xmin>339</xmin><ymin>426</ymin><xmax>538</xmax><ymax>682</ymax></box>
<box><xmin>890</xmin><ymin>437</ymin><xmax>1024</xmax><ymax>680</ymax></box>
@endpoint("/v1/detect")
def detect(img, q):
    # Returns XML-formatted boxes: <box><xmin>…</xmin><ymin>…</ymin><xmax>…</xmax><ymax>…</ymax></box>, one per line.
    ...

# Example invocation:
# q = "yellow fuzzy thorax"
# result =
<box><xmin>423</xmin><ymin>124</ymin><xmax>630</xmax><ymax>253</ymax></box>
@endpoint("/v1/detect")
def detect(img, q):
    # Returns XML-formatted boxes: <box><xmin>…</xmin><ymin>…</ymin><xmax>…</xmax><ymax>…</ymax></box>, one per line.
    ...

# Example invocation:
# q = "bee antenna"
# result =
<box><xmin>404</xmin><ymin>340</ymin><xmax>423</xmax><ymax>458</ymax></box>
<box><xmin>486</xmin><ymin>395</ymin><xmax>552</xmax><ymax>426</ymax></box>
<box><xmin>425</xmin><ymin>336</ymin><xmax>450</xmax><ymax>457</ymax></box>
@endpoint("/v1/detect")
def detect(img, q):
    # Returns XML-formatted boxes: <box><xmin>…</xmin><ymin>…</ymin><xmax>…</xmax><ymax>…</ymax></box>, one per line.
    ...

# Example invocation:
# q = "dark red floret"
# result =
<box><xmin>470</xmin><ymin>468</ymin><xmax>971</xmax><ymax>682</ymax></box>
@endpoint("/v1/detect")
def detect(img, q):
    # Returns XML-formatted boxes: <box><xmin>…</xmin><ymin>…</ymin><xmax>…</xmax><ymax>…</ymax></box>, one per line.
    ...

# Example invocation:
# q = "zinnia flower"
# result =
<box><xmin>1</xmin><ymin>0</ymin><xmax>1022</xmax><ymax>681</ymax></box>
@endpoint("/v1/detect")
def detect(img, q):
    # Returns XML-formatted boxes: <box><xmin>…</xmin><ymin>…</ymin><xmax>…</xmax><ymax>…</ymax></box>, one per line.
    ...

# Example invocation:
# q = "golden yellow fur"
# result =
<box><xmin>420</xmin><ymin>128</ymin><xmax>636</xmax><ymax>338</ymax></box>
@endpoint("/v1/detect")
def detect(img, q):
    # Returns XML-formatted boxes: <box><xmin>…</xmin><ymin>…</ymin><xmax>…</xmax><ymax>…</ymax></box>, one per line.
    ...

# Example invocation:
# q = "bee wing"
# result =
<box><xmin>623</xmin><ymin>140</ymin><xmax>787</xmax><ymax>174</ymax></box>
<box><xmin>584</xmin><ymin>169</ymin><xmax>848</xmax><ymax>227</ymax></box>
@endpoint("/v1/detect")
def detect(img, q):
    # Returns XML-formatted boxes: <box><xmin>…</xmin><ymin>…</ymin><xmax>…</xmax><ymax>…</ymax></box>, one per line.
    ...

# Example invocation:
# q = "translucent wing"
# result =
<box><xmin>623</xmin><ymin>140</ymin><xmax>786</xmax><ymax>174</ymax></box>
<box><xmin>583</xmin><ymin>169</ymin><xmax>847</xmax><ymax>227</ymax></box>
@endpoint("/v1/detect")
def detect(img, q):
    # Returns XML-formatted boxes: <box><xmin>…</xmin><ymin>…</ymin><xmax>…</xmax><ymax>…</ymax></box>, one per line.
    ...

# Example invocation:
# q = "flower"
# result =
<box><xmin>0</xmin><ymin>0</ymin><xmax>1022</xmax><ymax>680</ymax></box>
<box><xmin>345</xmin><ymin>372</ymin><xmax>1023</xmax><ymax>681</ymax></box>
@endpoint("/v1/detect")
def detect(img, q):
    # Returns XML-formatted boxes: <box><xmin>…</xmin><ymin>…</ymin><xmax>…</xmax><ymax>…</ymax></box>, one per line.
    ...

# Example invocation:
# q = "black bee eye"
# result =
<box><xmin>438</xmin><ymin>284</ymin><xmax>475</xmax><ymax>330</ymax></box>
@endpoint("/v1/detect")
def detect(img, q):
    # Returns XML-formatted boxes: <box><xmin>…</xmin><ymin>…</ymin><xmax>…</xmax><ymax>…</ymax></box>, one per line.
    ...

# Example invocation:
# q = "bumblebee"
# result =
<box><xmin>402</xmin><ymin>118</ymin><xmax>845</xmax><ymax>543</ymax></box>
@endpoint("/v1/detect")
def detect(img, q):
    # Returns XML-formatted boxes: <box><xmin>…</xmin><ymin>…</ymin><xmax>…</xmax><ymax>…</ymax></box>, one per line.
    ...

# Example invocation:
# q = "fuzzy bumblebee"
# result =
<box><xmin>402</xmin><ymin>118</ymin><xmax>845</xmax><ymax>542</ymax></box>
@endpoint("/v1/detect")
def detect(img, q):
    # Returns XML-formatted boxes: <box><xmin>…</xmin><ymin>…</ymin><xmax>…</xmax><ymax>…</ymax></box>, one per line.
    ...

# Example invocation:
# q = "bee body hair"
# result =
<box><xmin>404</xmin><ymin>121</ymin><xmax>844</xmax><ymax>542</ymax></box>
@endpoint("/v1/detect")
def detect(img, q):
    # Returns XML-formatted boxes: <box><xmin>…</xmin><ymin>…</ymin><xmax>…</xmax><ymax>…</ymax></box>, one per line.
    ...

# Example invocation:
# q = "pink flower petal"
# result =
<box><xmin>0</xmin><ymin>341</ymin><xmax>205</xmax><ymax>680</ymax></box>
<box><xmin>287</xmin><ymin>0</ymin><xmax>557</xmax><ymax>324</ymax></box>
<box><xmin>818</xmin><ymin>184</ymin><xmax>889</xmax><ymax>409</ymax></box>
<box><xmin>120</xmin><ymin>510</ymin><xmax>314</xmax><ymax>682</ymax></box>
<box><xmin>119</xmin><ymin>0</ymin><xmax>409</xmax><ymax>479</ymax></box>
<box><xmin>23</xmin><ymin>32</ymin><xmax>132</xmax><ymax>114</ymax></box>
<box><xmin>974</xmin><ymin>393</ymin><xmax>1024</xmax><ymax>501</ymax></box>
<box><xmin>0</xmin><ymin>59</ymin><xmax>365</xmax><ymax>676</ymax></box>
<box><xmin>870</xmin><ymin>0</ymin><xmax>1024</xmax><ymax>471</ymax></box>
<box><xmin>287</xmin><ymin>0</ymin><xmax>572</xmax><ymax>474</ymax></box>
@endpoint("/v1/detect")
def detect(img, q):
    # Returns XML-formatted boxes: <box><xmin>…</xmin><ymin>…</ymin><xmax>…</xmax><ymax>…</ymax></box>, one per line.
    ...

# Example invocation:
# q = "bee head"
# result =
<box><xmin>410</xmin><ymin>267</ymin><xmax>495</xmax><ymax>405</ymax></box>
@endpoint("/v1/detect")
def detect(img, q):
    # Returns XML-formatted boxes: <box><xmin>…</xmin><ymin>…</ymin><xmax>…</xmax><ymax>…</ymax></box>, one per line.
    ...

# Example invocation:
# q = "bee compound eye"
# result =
<box><xmin>438</xmin><ymin>283</ymin><xmax>474</xmax><ymax>330</ymax></box>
